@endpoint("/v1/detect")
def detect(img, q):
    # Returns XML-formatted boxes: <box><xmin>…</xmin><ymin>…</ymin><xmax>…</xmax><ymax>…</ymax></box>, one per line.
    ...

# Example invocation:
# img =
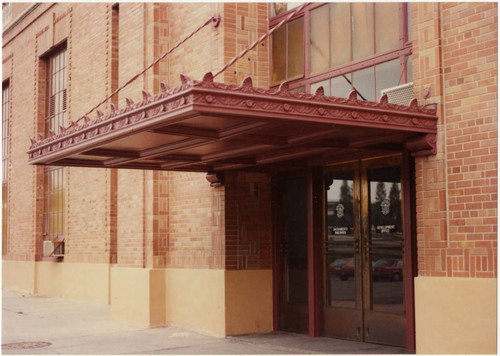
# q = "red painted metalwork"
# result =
<box><xmin>405</xmin><ymin>134</ymin><xmax>437</xmax><ymax>157</ymax></box>
<box><xmin>28</xmin><ymin>72</ymin><xmax>438</xmax><ymax>171</ymax></box>
<box><xmin>402</xmin><ymin>149</ymin><xmax>416</xmax><ymax>351</ymax></box>
<box><xmin>272</xmin><ymin>176</ymin><xmax>280</xmax><ymax>332</ymax></box>
<box><xmin>306</xmin><ymin>168</ymin><xmax>316</xmax><ymax>336</ymax></box>
<box><xmin>82</xmin><ymin>14</ymin><xmax>220</xmax><ymax>118</ymax></box>
<box><xmin>205</xmin><ymin>171</ymin><xmax>224</xmax><ymax>187</ymax></box>
<box><xmin>214</xmin><ymin>3</ymin><xmax>309</xmax><ymax>79</ymax></box>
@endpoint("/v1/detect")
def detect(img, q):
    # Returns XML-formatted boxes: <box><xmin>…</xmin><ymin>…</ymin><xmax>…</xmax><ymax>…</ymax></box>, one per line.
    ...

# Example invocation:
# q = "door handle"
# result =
<box><xmin>354</xmin><ymin>239</ymin><xmax>360</xmax><ymax>253</ymax></box>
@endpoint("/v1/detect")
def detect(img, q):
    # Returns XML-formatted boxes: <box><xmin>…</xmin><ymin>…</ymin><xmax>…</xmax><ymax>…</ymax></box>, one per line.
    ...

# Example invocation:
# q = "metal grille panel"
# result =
<box><xmin>381</xmin><ymin>82</ymin><xmax>414</xmax><ymax>106</ymax></box>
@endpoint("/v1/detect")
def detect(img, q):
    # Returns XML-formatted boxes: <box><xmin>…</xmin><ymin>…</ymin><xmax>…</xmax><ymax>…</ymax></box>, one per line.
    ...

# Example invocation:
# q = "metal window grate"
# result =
<box><xmin>45</xmin><ymin>47</ymin><xmax>67</xmax><ymax>136</ymax></box>
<box><xmin>381</xmin><ymin>82</ymin><xmax>414</xmax><ymax>106</ymax></box>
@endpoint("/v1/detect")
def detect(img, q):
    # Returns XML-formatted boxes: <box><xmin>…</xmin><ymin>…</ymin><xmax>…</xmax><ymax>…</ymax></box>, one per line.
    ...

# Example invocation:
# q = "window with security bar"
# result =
<box><xmin>45</xmin><ymin>46</ymin><xmax>67</xmax><ymax>136</ymax></box>
<box><xmin>43</xmin><ymin>45</ymin><xmax>67</xmax><ymax>256</ymax></box>
<box><xmin>2</xmin><ymin>81</ymin><xmax>9</xmax><ymax>255</ymax></box>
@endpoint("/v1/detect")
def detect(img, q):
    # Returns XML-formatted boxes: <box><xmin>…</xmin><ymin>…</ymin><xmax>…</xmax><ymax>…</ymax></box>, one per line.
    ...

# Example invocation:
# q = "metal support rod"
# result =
<box><xmin>214</xmin><ymin>3</ymin><xmax>310</xmax><ymax>78</ymax></box>
<box><xmin>342</xmin><ymin>74</ymin><xmax>367</xmax><ymax>101</ymax></box>
<box><xmin>81</xmin><ymin>14</ymin><xmax>221</xmax><ymax>119</ymax></box>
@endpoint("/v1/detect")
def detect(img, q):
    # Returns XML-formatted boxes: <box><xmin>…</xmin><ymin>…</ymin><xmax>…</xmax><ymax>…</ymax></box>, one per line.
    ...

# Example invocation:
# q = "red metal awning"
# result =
<box><xmin>28</xmin><ymin>72</ymin><xmax>438</xmax><ymax>173</ymax></box>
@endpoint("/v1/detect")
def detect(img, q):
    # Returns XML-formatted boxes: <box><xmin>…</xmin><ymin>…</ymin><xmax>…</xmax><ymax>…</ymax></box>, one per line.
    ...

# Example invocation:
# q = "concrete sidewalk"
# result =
<box><xmin>2</xmin><ymin>289</ymin><xmax>409</xmax><ymax>355</ymax></box>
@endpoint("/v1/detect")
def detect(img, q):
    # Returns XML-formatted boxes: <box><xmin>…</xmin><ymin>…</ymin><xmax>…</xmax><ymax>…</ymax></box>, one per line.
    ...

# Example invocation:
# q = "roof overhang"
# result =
<box><xmin>28</xmin><ymin>72</ymin><xmax>438</xmax><ymax>173</ymax></box>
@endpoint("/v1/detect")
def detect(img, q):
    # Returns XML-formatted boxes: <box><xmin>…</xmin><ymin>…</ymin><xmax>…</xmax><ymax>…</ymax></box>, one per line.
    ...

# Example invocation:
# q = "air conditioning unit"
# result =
<box><xmin>43</xmin><ymin>241</ymin><xmax>53</xmax><ymax>257</ymax></box>
<box><xmin>380</xmin><ymin>82</ymin><xmax>414</xmax><ymax>106</ymax></box>
<box><xmin>43</xmin><ymin>240</ymin><xmax>64</xmax><ymax>257</ymax></box>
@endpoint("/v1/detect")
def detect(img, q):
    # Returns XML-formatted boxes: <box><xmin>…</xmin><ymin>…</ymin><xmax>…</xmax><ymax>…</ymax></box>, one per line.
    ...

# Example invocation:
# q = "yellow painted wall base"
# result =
<box><xmin>225</xmin><ymin>269</ymin><xmax>273</xmax><ymax>335</ymax></box>
<box><xmin>109</xmin><ymin>268</ymin><xmax>273</xmax><ymax>338</ymax></box>
<box><xmin>36</xmin><ymin>262</ymin><xmax>110</xmax><ymax>304</ymax></box>
<box><xmin>2</xmin><ymin>260</ymin><xmax>110</xmax><ymax>304</ymax></box>
<box><xmin>2</xmin><ymin>260</ymin><xmax>37</xmax><ymax>294</ymax></box>
<box><xmin>4</xmin><ymin>262</ymin><xmax>274</xmax><ymax>338</ymax></box>
<box><xmin>164</xmin><ymin>268</ymin><xmax>226</xmax><ymax>337</ymax></box>
<box><xmin>110</xmin><ymin>267</ymin><xmax>163</xmax><ymax>327</ymax></box>
<box><xmin>415</xmin><ymin>276</ymin><xmax>497</xmax><ymax>354</ymax></box>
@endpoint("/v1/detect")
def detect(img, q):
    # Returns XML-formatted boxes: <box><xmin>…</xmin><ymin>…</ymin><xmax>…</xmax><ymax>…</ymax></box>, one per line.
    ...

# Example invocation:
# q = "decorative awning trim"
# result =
<box><xmin>28</xmin><ymin>72</ymin><xmax>438</xmax><ymax>172</ymax></box>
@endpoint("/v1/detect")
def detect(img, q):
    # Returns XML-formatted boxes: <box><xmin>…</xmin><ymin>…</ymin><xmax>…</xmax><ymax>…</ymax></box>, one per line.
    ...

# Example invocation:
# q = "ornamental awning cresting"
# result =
<box><xmin>28</xmin><ymin>72</ymin><xmax>438</xmax><ymax>173</ymax></box>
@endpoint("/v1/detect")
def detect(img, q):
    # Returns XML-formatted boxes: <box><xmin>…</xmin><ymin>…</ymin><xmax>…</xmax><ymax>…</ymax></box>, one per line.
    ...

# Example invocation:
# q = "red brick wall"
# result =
<box><xmin>413</xmin><ymin>2</ymin><xmax>497</xmax><ymax>278</ymax></box>
<box><xmin>165</xmin><ymin>172</ymin><xmax>225</xmax><ymax>269</ymax></box>
<box><xmin>167</xmin><ymin>3</ymin><xmax>223</xmax><ymax>87</ymax></box>
<box><xmin>225</xmin><ymin>171</ymin><xmax>273</xmax><ymax>270</ymax></box>
<box><xmin>222</xmin><ymin>3</ymin><xmax>269</xmax><ymax>87</ymax></box>
<box><xmin>2</xmin><ymin>3</ymin><xmax>119</xmax><ymax>263</ymax></box>
<box><xmin>3</xmin><ymin>2</ymin><xmax>271</xmax><ymax>270</ymax></box>
<box><xmin>66</xmin><ymin>3</ymin><xmax>115</xmax><ymax>264</ymax></box>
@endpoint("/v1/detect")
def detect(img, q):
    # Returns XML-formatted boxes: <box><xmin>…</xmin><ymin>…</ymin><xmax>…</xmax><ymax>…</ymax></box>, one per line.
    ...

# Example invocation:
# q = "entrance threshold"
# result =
<box><xmin>231</xmin><ymin>332</ymin><xmax>413</xmax><ymax>354</ymax></box>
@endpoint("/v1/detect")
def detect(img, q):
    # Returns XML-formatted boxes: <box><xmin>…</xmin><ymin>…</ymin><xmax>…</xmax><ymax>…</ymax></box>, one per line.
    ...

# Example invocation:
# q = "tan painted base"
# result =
<box><xmin>225</xmin><ymin>269</ymin><xmax>273</xmax><ymax>335</ymax></box>
<box><xmin>4</xmin><ymin>262</ymin><xmax>274</xmax><ymax>338</ymax></box>
<box><xmin>164</xmin><ymin>268</ymin><xmax>226</xmax><ymax>337</ymax></box>
<box><xmin>109</xmin><ymin>267</ymin><xmax>273</xmax><ymax>337</ymax></box>
<box><xmin>2</xmin><ymin>260</ymin><xmax>37</xmax><ymax>294</ymax></box>
<box><xmin>36</xmin><ymin>262</ymin><xmax>110</xmax><ymax>304</ymax></box>
<box><xmin>415</xmin><ymin>276</ymin><xmax>497</xmax><ymax>354</ymax></box>
<box><xmin>2</xmin><ymin>260</ymin><xmax>110</xmax><ymax>304</ymax></box>
<box><xmin>110</xmin><ymin>267</ymin><xmax>161</xmax><ymax>327</ymax></box>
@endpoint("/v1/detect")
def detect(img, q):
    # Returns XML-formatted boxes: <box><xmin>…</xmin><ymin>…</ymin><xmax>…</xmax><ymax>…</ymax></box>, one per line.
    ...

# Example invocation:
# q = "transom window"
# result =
<box><xmin>270</xmin><ymin>2</ymin><xmax>412</xmax><ymax>101</ymax></box>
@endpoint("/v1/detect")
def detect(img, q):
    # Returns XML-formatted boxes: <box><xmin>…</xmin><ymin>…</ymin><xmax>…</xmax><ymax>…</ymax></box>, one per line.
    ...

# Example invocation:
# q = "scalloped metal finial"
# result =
<box><xmin>30</xmin><ymin>138</ymin><xmax>37</xmax><ymax>145</ymax></box>
<box><xmin>38</xmin><ymin>133</ymin><xmax>44</xmax><ymax>140</ymax></box>
<box><xmin>240</xmin><ymin>76</ymin><xmax>253</xmax><ymax>89</ymax></box>
<box><xmin>142</xmin><ymin>90</ymin><xmax>151</xmax><ymax>101</ymax></box>
<box><xmin>347</xmin><ymin>90</ymin><xmax>358</xmax><ymax>102</ymax></box>
<box><xmin>110</xmin><ymin>103</ymin><xmax>117</xmax><ymax>112</ymax></box>
<box><xmin>314</xmin><ymin>86</ymin><xmax>325</xmax><ymax>97</ymax></box>
<box><xmin>96</xmin><ymin>110</ymin><xmax>104</xmax><ymax>118</ymax></box>
<box><xmin>278</xmin><ymin>81</ymin><xmax>289</xmax><ymax>92</ymax></box>
<box><xmin>180</xmin><ymin>74</ymin><xmax>192</xmax><ymax>85</ymax></box>
<box><xmin>126</xmin><ymin>97</ymin><xmax>134</xmax><ymax>107</ymax></box>
<box><xmin>160</xmin><ymin>82</ymin><xmax>169</xmax><ymax>93</ymax></box>
<box><xmin>49</xmin><ymin>130</ymin><xmax>56</xmax><ymax>137</ymax></box>
<box><xmin>202</xmin><ymin>72</ymin><xmax>214</xmax><ymax>83</ymax></box>
<box><xmin>379</xmin><ymin>93</ymin><xmax>389</xmax><ymax>105</ymax></box>
<box><xmin>83</xmin><ymin>115</ymin><xmax>91</xmax><ymax>124</ymax></box>
<box><xmin>59</xmin><ymin>125</ymin><xmax>66</xmax><ymax>133</ymax></box>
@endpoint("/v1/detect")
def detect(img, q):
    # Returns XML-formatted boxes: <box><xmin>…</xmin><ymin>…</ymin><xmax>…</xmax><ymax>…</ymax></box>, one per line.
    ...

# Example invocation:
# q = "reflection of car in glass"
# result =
<box><xmin>372</xmin><ymin>259</ymin><xmax>403</xmax><ymax>281</ymax></box>
<box><xmin>329</xmin><ymin>258</ymin><xmax>354</xmax><ymax>281</ymax></box>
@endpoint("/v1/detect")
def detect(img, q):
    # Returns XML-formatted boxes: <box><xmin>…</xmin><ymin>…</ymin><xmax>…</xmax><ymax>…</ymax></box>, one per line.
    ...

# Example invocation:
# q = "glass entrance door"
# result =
<box><xmin>323</xmin><ymin>156</ymin><xmax>406</xmax><ymax>347</ymax></box>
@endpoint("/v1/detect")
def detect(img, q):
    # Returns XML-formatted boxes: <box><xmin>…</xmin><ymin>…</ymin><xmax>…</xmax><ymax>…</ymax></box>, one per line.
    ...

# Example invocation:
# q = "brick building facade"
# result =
<box><xmin>2</xmin><ymin>2</ymin><xmax>497</xmax><ymax>354</ymax></box>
